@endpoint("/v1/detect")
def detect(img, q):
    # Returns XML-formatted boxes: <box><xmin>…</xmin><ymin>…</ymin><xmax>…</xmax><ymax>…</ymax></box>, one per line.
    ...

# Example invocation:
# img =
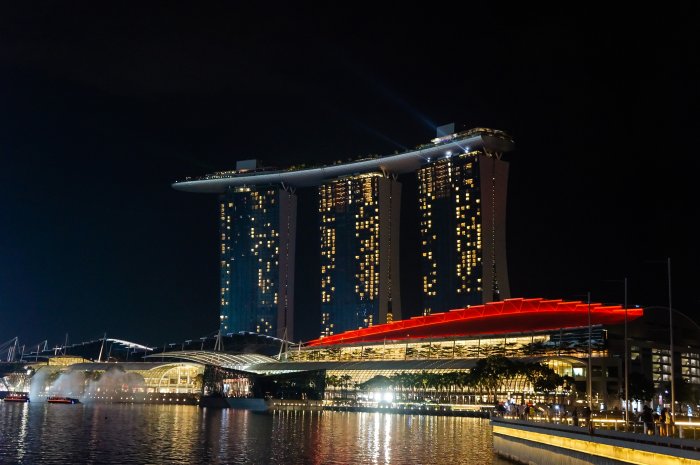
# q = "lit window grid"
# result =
<box><xmin>418</xmin><ymin>153</ymin><xmax>483</xmax><ymax>309</ymax></box>
<box><xmin>651</xmin><ymin>348</ymin><xmax>672</xmax><ymax>387</ymax></box>
<box><xmin>682</xmin><ymin>352</ymin><xmax>700</xmax><ymax>385</ymax></box>
<box><xmin>219</xmin><ymin>188</ymin><xmax>280</xmax><ymax>335</ymax></box>
<box><xmin>318</xmin><ymin>174</ymin><xmax>384</xmax><ymax>335</ymax></box>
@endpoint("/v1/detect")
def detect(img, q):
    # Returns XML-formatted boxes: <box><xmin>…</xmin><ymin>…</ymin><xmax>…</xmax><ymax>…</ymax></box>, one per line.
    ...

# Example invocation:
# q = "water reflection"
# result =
<box><xmin>0</xmin><ymin>403</ymin><xmax>510</xmax><ymax>464</ymax></box>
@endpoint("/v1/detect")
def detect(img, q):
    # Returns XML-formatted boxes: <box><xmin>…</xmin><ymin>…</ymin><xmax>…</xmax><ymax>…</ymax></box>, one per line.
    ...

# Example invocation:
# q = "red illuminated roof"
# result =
<box><xmin>306</xmin><ymin>298</ymin><xmax>643</xmax><ymax>347</ymax></box>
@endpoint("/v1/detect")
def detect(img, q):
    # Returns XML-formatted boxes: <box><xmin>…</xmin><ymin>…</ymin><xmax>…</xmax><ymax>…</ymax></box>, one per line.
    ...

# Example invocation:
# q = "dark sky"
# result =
<box><xmin>1</xmin><ymin>4</ymin><xmax>697</xmax><ymax>349</ymax></box>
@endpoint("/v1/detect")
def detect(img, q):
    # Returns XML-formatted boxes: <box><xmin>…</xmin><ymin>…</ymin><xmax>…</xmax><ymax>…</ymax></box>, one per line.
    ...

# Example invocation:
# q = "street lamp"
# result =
<box><xmin>667</xmin><ymin>258</ymin><xmax>675</xmax><ymax>424</ymax></box>
<box><xmin>646</xmin><ymin>257</ymin><xmax>675</xmax><ymax>425</ymax></box>
<box><xmin>624</xmin><ymin>277</ymin><xmax>629</xmax><ymax>426</ymax></box>
<box><xmin>604</xmin><ymin>277</ymin><xmax>630</xmax><ymax>424</ymax></box>
<box><xmin>587</xmin><ymin>291</ymin><xmax>592</xmax><ymax>413</ymax></box>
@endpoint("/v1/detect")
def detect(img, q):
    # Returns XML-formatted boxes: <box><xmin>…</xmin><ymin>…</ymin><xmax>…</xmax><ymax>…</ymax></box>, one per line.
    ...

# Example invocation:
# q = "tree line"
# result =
<box><xmin>326</xmin><ymin>355</ymin><xmax>574</xmax><ymax>403</ymax></box>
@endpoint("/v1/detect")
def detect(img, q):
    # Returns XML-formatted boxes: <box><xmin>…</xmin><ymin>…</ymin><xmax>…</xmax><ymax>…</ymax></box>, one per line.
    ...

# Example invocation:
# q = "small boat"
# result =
<box><xmin>47</xmin><ymin>396</ymin><xmax>80</xmax><ymax>404</ymax></box>
<box><xmin>3</xmin><ymin>393</ymin><xmax>30</xmax><ymax>402</ymax></box>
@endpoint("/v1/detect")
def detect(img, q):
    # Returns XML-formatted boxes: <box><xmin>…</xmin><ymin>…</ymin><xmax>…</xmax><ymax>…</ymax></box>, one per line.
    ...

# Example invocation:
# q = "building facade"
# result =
<box><xmin>319</xmin><ymin>173</ymin><xmax>401</xmax><ymax>337</ymax></box>
<box><xmin>173</xmin><ymin>127</ymin><xmax>515</xmax><ymax>340</ymax></box>
<box><xmin>418</xmin><ymin>148</ymin><xmax>510</xmax><ymax>315</ymax></box>
<box><xmin>271</xmin><ymin>300</ymin><xmax>700</xmax><ymax>414</ymax></box>
<box><xmin>219</xmin><ymin>186</ymin><xmax>296</xmax><ymax>339</ymax></box>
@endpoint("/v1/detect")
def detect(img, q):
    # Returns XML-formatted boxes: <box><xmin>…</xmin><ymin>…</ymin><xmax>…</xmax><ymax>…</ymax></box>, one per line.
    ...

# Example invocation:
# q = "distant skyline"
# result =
<box><xmin>1</xmin><ymin>5</ymin><xmax>696</xmax><ymax>348</ymax></box>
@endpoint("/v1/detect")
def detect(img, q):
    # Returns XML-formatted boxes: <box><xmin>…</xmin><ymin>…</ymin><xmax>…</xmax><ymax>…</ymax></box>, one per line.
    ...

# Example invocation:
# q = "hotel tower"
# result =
<box><xmin>173</xmin><ymin>126</ymin><xmax>514</xmax><ymax>341</ymax></box>
<box><xmin>319</xmin><ymin>173</ymin><xmax>401</xmax><ymax>337</ymax></box>
<box><xmin>218</xmin><ymin>185</ymin><xmax>296</xmax><ymax>339</ymax></box>
<box><xmin>418</xmin><ymin>143</ymin><xmax>510</xmax><ymax>315</ymax></box>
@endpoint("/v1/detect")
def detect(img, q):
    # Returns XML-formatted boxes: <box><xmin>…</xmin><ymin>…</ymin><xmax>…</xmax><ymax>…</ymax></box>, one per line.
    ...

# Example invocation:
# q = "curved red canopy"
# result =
<box><xmin>307</xmin><ymin>298</ymin><xmax>642</xmax><ymax>347</ymax></box>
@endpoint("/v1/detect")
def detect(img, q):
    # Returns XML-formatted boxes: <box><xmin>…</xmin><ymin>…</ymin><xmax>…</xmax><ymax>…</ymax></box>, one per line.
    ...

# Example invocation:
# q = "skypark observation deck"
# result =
<box><xmin>172</xmin><ymin>127</ymin><xmax>514</xmax><ymax>193</ymax></box>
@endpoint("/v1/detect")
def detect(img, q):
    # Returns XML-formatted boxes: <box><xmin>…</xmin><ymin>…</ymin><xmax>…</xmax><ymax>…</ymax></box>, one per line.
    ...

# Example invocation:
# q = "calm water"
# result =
<box><xmin>0</xmin><ymin>402</ymin><xmax>510</xmax><ymax>464</ymax></box>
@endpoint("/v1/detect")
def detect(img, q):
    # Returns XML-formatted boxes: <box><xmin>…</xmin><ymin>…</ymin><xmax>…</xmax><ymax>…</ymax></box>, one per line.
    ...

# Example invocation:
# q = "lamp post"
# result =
<box><xmin>606</xmin><ymin>278</ymin><xmax>630</xmax><ymax>424</ymax></box>
<box><xmin>667</xmin><ymin>257</ymin><xmax>675</xmax><ymax>424</ymax></box>
<box><xmin>587</xmin><ymin>291</ymin><xmax>593</xmax><ymax>413</ymax></box>
<box><xmin>646</xmin><ymin>257</ymin><xmax>675</xmax><ymax>422</ymax></box>
<box><xmin>623</xmin><ymin>278</ymin><xmax>629</xmax><ymax>426</ymax></box>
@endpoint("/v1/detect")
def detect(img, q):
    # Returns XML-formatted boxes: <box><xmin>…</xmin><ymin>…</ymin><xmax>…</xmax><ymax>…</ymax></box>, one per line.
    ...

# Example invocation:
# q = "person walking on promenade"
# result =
<box><xmin>582</xmin><ymin>406</ymin><xmax>591</xmax><ymax>425</ymax></box>
<box><xmin>582</xmin><ymin>406</ymin><xmax>593</xmax><ymax>434</ymax></box>
<box><xmin>572</xmin><ymin>407</ymin><xmax>579</xmax><ymax>426</ymax></box>
<box><xmin>641</xmin><ymin>405</ymin><xmax>655</xmax><ymax>435</ymax></box>
<box><xmin>659</xmin><ymin>407</ymin><xmax>668</xmax><ymax>436</ymax></box>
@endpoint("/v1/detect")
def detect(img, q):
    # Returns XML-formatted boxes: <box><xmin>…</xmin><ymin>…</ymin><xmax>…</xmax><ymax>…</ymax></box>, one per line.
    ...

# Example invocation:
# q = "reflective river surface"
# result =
<box><xmin>0</xmin><ymin>402</ymin><xmax>511</xmax><ymax>464</ymax></box>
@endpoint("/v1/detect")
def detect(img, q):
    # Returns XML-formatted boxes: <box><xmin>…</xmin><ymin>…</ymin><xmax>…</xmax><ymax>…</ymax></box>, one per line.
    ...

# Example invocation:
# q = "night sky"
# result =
<box><xmin>1</xmin><ymin>4</ymin><xmax>697</xmax><ymax>349</ymax></box>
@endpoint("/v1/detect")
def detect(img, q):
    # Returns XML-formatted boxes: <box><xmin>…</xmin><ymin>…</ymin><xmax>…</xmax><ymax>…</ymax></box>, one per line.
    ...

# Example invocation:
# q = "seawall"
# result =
<box><xmin>491</xmin><ymin>417</ymin><xmax>700</xmax><ymax>465</ymax></box>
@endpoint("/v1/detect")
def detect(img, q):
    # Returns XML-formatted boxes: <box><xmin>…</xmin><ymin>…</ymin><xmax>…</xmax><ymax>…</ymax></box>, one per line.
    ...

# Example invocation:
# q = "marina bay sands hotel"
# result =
<box><xmin>173</xmin><ymin>126</ymin><xmax>514</xmax><ymax>342</ymax></box>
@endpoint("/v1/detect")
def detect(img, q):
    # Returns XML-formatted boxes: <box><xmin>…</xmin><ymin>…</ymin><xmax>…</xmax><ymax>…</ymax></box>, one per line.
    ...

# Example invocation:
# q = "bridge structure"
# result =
<box><xmin>144</xmin><ymin>351</ymin><xmax>278</xmax><ymax>373</ymax></box>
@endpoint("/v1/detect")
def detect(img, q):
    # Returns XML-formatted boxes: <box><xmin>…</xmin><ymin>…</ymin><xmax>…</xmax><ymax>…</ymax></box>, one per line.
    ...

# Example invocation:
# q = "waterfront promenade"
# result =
<box><xmin>491</xmin><ymin>417</ymin><xmax>700</xmax><ymax>465</ymax></box>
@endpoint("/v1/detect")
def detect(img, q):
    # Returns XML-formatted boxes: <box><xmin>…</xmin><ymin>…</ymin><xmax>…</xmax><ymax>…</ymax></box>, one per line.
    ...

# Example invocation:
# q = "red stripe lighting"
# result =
<box><xmin>306</xmin><ymin>298</ymin><xmax>643</xmax><ymax>347</ymax></box>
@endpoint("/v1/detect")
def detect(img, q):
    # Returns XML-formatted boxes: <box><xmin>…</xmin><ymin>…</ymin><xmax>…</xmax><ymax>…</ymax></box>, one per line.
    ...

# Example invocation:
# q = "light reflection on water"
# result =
<box><xmin>0</xmin><ymin>402</ymin><xmax>511</xmax><ymax>464</ymax></box>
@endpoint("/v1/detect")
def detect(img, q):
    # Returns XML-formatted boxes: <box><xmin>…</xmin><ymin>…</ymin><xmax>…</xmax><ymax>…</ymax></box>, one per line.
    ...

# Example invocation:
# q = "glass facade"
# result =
<box><xmin>319</xmin><ymin>173</ymin><xmax>400</xmax><ymax>337</ymax></box>
<box><xmin>288</xmin><ymin>327</ymin><xmax>607</xmax><ymax>362</ymax></box>
<box><xmin>417</xmin><ymin>150</ymin><xmax>509</xmax><ymax>315</ymax></box>
<box><xmin>219</xmin><ymin>187</ymin><xmax>296</xmax><ymax>338</ymax></box>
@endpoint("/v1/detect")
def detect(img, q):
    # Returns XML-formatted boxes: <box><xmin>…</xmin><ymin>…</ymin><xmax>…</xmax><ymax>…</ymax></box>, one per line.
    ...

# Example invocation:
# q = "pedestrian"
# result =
<box><xmin>582</xmin><ymin>406</ymin><xmax>591</xmax><ymax>425</ymax></box>
<box><xmin>659</xmin><ymin>407</ymin><xmax>668</xmax><ymax>436</ymax></box>
<box><xmin>641</xmin><ymin>405</ymin><xmax>654</xmax><ymax>435</ymax></box>
<box><xmin>582</xmin><ymin>406</ymin><xmax>593</xmax><ymax>434</ymax></box>
<box><xmin>572</xmin><ymin>407</ymin><xmax>579</xmax><ymax>426</ymax></box>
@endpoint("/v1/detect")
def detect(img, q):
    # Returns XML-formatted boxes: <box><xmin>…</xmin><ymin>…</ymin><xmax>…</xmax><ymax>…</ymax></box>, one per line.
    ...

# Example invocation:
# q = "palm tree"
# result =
<box><xmin>469</xmin><ymin>355</ymin><xmax>514</xmax><ymax>403</ymax></box>
<box><xmin>325</xmin><ymin>374</ymin><xmax>341</xmax><ymax>400</ymax></box>
<box><xmin>359</xmin><ymin>375</ymin><xmax>392</xmax><ymax>392</ymax></box>
<box><xmin>193</xmin><ymin>374</ymin><xmax>205</xmax><ymax>394</ymax></box>
<box><xmin>390</xmin><ymin>372</ymin><xmax>410</xmax><ymax>401</ymax></box>
<box><xmin>339</xmin><ymin>374</ymin><xmax>353</xmax><ymax>399</ymax></box>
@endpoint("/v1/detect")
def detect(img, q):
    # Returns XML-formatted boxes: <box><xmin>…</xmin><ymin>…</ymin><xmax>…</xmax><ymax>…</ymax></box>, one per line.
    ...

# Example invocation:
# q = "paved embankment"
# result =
<box><xmin>491</xmin><ymin>417</ymin><xmax>700</xmax><ymax>465</ymax></box>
